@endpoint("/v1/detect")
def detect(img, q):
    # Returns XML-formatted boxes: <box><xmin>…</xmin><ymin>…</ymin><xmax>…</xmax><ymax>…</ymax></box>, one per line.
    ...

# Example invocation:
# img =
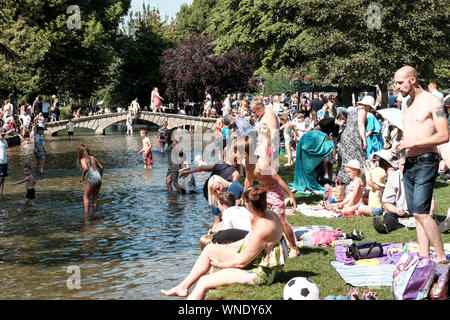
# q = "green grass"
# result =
<box><xmin>207</xmin><ymin>156</ymin><xmax>450</xmax><ymax>300</ymax></box>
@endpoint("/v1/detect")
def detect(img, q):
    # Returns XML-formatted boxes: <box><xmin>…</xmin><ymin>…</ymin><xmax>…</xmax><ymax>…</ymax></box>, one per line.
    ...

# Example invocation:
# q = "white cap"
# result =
<box><xmin>345</xmin><ymin>159</ymin><xmax>361</xmax><ymax>170</ymax></box>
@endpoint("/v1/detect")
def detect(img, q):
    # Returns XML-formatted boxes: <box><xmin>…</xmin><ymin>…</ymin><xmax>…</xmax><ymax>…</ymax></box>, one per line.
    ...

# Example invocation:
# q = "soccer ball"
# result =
<box><xmin>283</xmin><ymin>277</ymin><xmax>320</xmax><ymax>300</ymax></box>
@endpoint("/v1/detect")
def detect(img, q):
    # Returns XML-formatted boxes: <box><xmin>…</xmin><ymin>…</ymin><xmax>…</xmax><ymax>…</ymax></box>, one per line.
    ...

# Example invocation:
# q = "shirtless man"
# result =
<box><xmin>396</xmin><ymin>66</ymin><xmax>449</xmax><ymax>264</ymax></box>
<box><xmin>234</xmin><ymin>136</ymin><xmax>300</xmax><ymax>258</ymax></box>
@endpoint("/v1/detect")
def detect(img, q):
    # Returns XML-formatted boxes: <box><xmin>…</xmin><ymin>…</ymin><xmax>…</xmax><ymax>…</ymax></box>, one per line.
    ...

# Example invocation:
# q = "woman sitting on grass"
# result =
<box><xmin>161</xmin><ymin>185</ymin><xmax>289</xmax><ymax>300</ymax></box>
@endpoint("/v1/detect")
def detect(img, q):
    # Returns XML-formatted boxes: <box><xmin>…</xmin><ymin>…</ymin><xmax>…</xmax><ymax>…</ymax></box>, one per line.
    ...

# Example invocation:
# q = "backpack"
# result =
<box><xmin>346</xmin><ymin>241</ymin><xmax>383</xmax><ymax>260</ymax></box>
<box><xmin>392</xmin><ymin>253</ymin><xmax>436</xmax><ymax>300</ymax></box>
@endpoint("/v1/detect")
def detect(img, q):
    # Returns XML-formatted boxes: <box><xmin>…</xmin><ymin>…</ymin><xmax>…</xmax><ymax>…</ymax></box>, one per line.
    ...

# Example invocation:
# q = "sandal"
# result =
<box><xmin>362</xmin><ymin>290</ymin><xmax>378</xmax><ymax>300</ymax></box>
<box><xmin>347</xmin><ymin>287</ymin><xmax>359</xmax><ymax>300</ymax></box>
<box><xmin>350</xmin><ymin>229</ymin><xmax>366</xmax><ymax>241</ymax></box>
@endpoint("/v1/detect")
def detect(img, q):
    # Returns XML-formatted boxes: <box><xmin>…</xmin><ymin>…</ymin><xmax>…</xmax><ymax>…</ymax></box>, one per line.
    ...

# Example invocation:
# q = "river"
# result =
<box><xmin>0</xmin><ymin>128</ymin><xmax>212</xmax><ymax>299</ymax></box>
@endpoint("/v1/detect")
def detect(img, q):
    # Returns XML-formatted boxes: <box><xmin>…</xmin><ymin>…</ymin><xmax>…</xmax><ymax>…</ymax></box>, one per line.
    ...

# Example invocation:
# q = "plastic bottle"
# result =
<box><xmin>331</xmin><ymin>239</ymin><xmax>353</xmax><ymax>247</ymax></box>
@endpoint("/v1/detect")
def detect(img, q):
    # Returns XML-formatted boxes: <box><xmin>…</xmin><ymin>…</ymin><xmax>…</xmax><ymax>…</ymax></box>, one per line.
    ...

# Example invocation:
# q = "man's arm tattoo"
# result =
<box><xmin>435</xmin><ymin>104</ymin><xmax>447</xmax><ymax>118</ymax></box>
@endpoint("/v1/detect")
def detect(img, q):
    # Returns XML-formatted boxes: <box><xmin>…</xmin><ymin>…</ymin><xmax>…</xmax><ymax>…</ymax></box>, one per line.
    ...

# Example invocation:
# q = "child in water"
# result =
<box><xmin>11</xmin><ymin>165</ymin><xmax>36</xmax><ymax>206</ymax></box>
<box><xmin>78</xmin><ymin>144</ymin><xmax>103</xmax><ymax>216</ymax></box>
<box><xmin>138</xmin><ymin>129</ymin><xmax>152</xmax><ymax>169</ymax></box>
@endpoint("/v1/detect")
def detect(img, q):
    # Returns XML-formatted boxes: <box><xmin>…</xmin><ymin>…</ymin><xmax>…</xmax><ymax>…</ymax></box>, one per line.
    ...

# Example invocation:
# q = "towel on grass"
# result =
<box><xmin>330</xmin><ymin>261</ymin><xmax>396</xmax><ymax>287</ymax></box>
<box><xmin>295</xmin><ymin>203</ymin><xmax>340</xmax><ymax>218</ymax></box>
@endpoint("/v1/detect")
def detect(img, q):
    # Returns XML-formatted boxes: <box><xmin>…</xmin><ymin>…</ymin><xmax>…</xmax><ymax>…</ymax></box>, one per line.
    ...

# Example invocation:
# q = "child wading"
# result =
<box><xmin>138</xmin><ymin>129</ymin><xmax>152</xmax><ymax>169</ymax></box>
<box><xmin>11</xmin><ymin>165</ymin><xmax>36</xmax><ymax>206</ymax></box>
<box><xmin>78</xmin><ymin>144</ymin><xmax>103</xmax><ymax>216</ymax></box>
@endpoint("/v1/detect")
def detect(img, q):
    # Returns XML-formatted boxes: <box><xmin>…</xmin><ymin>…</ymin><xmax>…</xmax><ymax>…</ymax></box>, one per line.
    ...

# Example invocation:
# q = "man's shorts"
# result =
<box><xmin>266</xmin><ymin>184</ymin><xmax>286</xmax><ymax>215</ymax></box>
<box><xmin>68</xmin><ymin>131</ymin><xmax>73</xmax><ymax>136</ymax></box>
<box><xmin>403</xmin><ymin>153</ymin><xmax>439</xmax><ymax>214</ymax></box>
<box><xmin>0</xmin><ymin>163</ymin><xmax>7</xmax><ymax>178</ymax></box>
<box><xmin>166</xmin><ymin>167</ymin><xmax>179</xmax><ymax>184</ymax></box>
<box><xmin>372</xmin><ymin>208</ymin><xmax>383</xmax><ymax>216</ymax></box>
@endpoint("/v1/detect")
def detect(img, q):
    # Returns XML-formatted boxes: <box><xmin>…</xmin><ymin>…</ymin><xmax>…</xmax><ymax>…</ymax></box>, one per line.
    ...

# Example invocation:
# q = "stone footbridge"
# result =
<box><xmin>45</xmin><ymin>111</ymin><xmax>217</xmax><ymax>135</ymax></box>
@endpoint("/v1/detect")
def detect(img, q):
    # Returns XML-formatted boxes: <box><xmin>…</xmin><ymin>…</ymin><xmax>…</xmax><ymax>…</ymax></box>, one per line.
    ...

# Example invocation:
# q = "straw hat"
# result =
<box><xmin>373</xmin><ymin>149</ymin><xmax>398</xmax><ymax>169</ymax></box>
<box><xmin>371</xmin><ymin>167</ymin><xmax>386</xmax><ymax>187</ymax></box>
<box><xmin>357</xmin><ymin>96</ymin><xmax>376</xmax><ymax>110</ymax></box>
<box><xmin>345</xmin><ymin>159</ymin><xmax>361</xmax><ymax>170</ymax></box>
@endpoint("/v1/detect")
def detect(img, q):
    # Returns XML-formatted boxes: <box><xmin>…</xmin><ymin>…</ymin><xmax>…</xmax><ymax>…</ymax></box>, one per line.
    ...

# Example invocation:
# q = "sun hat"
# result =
<box><xmin>357</xmin><ymin>95</ymin><xmax>376</xmax><ymax>110</ymax></box>
<box><xmin>371</xmin><ymin>167</ymin><xmax>386</xmax><ymax>187</ymax></box>
<box><xmin>373</xmin><ymin>149</ymin><xmax>398</xmax><ymax>169</ymax></box>
<box><xmin>345</xmin><ymin>159</ymin><xmax>361</xmax><ymax>170</ymax></box>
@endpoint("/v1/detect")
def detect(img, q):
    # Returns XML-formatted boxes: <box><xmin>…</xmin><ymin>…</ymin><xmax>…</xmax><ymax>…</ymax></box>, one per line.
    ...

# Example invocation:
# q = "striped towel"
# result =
<box><xmin>331</xmin><ymin>261</ymin><xmax>396</xmax><ymax>287</ymax></box>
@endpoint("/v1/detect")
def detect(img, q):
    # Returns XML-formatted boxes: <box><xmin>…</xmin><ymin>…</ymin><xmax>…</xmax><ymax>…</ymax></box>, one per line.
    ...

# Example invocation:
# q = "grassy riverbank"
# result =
<box><xmin>207</xmin><ymin>156</ymin><xmax>450</xmax><ymax>300</ymax></box>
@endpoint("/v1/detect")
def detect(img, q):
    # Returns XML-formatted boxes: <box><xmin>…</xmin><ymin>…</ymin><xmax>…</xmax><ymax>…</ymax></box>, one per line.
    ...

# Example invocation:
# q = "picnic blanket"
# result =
<box><xmin>295</xmin><ymin>203</ymin><xmax>340</xmax><ymax>218</ymax></box>
<box><xmin>331</xmin><ymin>242</ymin><xmax>450</xmax><ymax>287</ymax></box>
<box><xmin>290</xmin><ymin>130</ymin><xmax>334</xmax><ymax>193</ymax></box>
<box><xmin>330</xmin><ymin>261</ymin><xmax>397</xmax><ymax>287</ymax></box>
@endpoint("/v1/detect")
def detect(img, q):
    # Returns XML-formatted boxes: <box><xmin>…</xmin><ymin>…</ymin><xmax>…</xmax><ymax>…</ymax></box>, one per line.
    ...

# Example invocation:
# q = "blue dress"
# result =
<box><xmin>366</xmin><ymin>113</ymin><xmax>384</xmax><ymax>158</ymax></box>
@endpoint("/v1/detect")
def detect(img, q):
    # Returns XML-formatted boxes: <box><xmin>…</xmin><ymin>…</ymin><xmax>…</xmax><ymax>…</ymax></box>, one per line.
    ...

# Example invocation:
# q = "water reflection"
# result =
<box><xmin>0</xmin><ymin>130</ymin><xmax>211</xmax><ymax>299</ymax></box>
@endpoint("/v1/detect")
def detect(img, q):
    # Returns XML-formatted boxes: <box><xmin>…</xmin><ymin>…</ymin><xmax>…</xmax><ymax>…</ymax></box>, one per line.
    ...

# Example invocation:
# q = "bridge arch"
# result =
<box><xmin>45</xmin><ymin>111</ymin><xmax>217</xmax><ymax>136</ymax></box>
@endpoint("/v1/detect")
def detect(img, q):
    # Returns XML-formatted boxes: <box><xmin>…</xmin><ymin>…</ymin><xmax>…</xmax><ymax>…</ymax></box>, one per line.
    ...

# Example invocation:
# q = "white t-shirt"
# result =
<box><xmin>0</xmin><ymin>140</ymin><xmax>8</xmax><ymax>164</ymax></box>
<box><xmin>21</xmin><ymin>114</ymin><xmax>31</xmax><ymax>127</ymax></box>
<box><xmin>66</xmin><ymin>121</ymin><xmax>74</xmax><ymax>132</ymax></box>
<box><xmin>222</xmin><ymin>206</ymin><xmax>252</xmax><ymax>231</ymax></box>
<box><xmin>3</xmin><ymin>103</ymin><xmax>13</xmax><ymax>117</ymax></box>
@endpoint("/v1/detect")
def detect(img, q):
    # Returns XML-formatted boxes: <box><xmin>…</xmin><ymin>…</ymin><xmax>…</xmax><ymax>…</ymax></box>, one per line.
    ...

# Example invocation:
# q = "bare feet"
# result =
<box><xmin>161</xmin><ymin>285</ymin><xmax>189</xmax><ymax>297</ymax></box>
<box><xmin>288</xmin><ymin>246</ymin><xmax>300</xmax><ymax>258</ymax></box>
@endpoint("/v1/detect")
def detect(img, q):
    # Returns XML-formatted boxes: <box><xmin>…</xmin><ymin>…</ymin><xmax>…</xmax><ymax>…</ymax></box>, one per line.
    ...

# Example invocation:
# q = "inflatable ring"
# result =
<box><xmin>355</xmin><ymin>259</ymin><xmax>381</xmax><ymax>266</ymax></box>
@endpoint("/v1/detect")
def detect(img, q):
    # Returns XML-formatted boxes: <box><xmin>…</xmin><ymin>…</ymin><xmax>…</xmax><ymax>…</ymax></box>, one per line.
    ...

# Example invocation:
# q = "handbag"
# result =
<box><xmin>391</xmin><ymin>253</ymin><xmax>436</xmax><ymax>300</ymax></box>
<box><xmin>346</xmin><ymin>241</ymin><xmax>383</xmax><ymax>260</ymax></box>
<box><xmin>332</xmin><ymin>178</ymin><xmax>346</xmax><ymax>203</ymax></box>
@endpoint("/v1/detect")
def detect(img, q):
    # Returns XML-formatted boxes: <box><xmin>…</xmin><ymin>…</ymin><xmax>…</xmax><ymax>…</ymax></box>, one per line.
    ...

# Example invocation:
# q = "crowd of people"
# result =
<box><xmin>1</xmin><ymin>65</ymin><xmax>449</xmax><ymax>300</ymax></box>
<box><xmin>160</xmin><ymin>66</ymin><xmax>450</xmax><ymax>299</ymax></box>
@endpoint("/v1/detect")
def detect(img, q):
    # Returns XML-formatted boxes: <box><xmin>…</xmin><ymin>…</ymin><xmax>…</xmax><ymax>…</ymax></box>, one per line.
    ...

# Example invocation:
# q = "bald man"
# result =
<box><xmin>395</xmin><ymin>66</ymin><xmax>449</xmax><ymax>264</ymax></box>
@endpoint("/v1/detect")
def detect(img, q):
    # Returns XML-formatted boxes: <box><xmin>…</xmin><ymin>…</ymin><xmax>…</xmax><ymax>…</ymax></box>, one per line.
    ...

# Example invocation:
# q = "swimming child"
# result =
<box><xmin>159</xmin><ymin>131</ymin><xmax>167</xmax><ymax>152</ymax></box>
<box><xmin>11</xmin><ymin>165</ymin><xmax>36</xmax><ymax>206</ymax></box>
<box><xmin>78</xmin><ymin>144</ymin><xmax>103</xmax><ymax>216</ymax></box>
<box><xmin>138</xmin><ymin>129</ymin><xmax>152</xmax><ymax>169</ymax></box>
<box><xmin>327</xmin><ymin>159</ymin><xmax>364</xmax><ymax>216</ymax></box>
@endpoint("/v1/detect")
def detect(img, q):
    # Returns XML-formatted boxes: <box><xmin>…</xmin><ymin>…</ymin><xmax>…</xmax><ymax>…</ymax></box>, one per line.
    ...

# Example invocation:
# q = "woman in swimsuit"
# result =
<box><xmin>161</xmin><ymin>186</ymin><xmax>288</xmax><ymax>300</ymax></box>
<box><xmin>78</xmin><ymin>144</ymin><xmax>103</xmax><ymax>216</ymax></box>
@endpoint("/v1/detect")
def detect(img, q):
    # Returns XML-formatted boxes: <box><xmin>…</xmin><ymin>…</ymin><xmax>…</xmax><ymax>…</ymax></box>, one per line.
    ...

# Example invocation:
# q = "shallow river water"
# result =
<box><xmin>1</xmin><ymin>128</ymin><xmax>212</xmax><ymax>299</ymax></box>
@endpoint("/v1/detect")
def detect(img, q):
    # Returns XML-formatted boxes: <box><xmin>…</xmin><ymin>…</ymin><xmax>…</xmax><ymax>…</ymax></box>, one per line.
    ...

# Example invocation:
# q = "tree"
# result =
<box><xmin>160</xmin><ymin>35</ymin><xmax>257</xmax><ymax>103</ymax></box>
<box><xmin>0</xmin><ymin>3</ymin><xmax>49</xmax><ymax>97</ymax></box>
<box><xmin>208</xmin><ymin>0</ymin><xmax>450</xmax><ymax>106</ymax></box>
<box><xmin>0</xmin><ymin>0</ymin><xmax>131</xmax><ymax>101</ymax></box>
<box><xmin>96</xmin><ymin>4</ymin><xmax>172</xmax><ymax>108</ymax></box>
<box><xmin>174</xmin><ymin>0</ymin><xmax>217</xmax><ymax>40</ymax></box>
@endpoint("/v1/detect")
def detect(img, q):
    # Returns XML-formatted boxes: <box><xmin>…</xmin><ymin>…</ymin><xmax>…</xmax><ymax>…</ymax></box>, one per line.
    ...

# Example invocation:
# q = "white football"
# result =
<box><xmin>283</xmin><ymin>277</ymin><xmax>320</xmax><ymax>300</ymax></box>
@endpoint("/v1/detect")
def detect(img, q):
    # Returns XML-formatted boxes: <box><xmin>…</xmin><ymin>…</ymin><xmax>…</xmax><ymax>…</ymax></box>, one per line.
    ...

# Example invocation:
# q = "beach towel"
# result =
<box><xmin>291</xmin><ymin>131</ymin><xmax>334</xmax><ymax>193</ymax></box>
<box><xmin>334</xmin><ymin>243</ymin><xmax>405</xmax><ymax>266</ymax></box>
<box><xmin>331</xmin><ymin>261</ymin><xmax>397</xmax><ymax>287</ymax></box>
<box><xmin>295</xmin><ymin>203</ymin><xmax>340</xmax><ymax>218</ymax></box>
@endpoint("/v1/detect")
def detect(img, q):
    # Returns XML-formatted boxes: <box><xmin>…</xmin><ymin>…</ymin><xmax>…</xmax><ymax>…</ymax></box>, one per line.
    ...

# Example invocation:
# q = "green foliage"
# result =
<box><xmin>96</xmin><ymin>4</ymin><xmax>172</xmax><ymax>108</ymax></box>
<box><xmin>174</xmin><ymin>0</ymin><xmax>217</xmax><ymax>41</ymax></box>
<box><xmin>0</xmin><ymin>5</ymin><xmax>50</xmax><ymax>95</ymax></box>
<box><xmin>209</xmin><ymin>0</ymin><xmax>450</xmax><ymax>91</ymax></box>
<box><xmin>0</xmin><ymin>0</ymin><xmax>131</xmax><ymax>101</ymax></box>
<box><xmin>260</xmin><ymin>71</ymin><xmax>297</xmax><ymax>96</ymax></box>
